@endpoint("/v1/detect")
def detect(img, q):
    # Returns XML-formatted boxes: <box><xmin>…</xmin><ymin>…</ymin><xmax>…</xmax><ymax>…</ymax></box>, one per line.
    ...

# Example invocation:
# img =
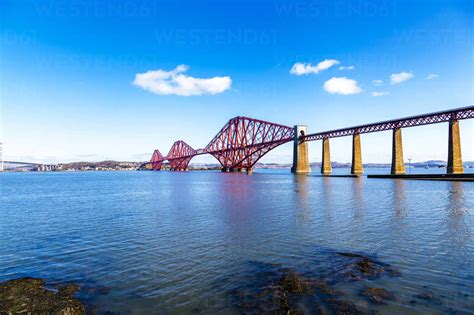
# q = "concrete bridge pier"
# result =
<box><xmin>351</xmin><ymin>133</ymin><xmax>364</xmax><ymax>175</ymax></box>
<box><xmin>291</xmin><ymin>125</ymin><xmax>311</xmax><ymax>174</ymax></box>
<box><xmin>391</xmin><ymin>128</ymin><xmax>405</xmax><ymax>175</ymax></box>
<box><xmin>246</xmin><ymin>167</ymin><xmax>254</xmax><ymax>175</ymax></box>
<box><xmin>447</xmin><ymin>119</ymin><xmax>464</xmax><ymax>174</ymax></box>
<box><xmin>321</xmin><ymin>138</ymin><xmax>332</xmax><ymax>174</ymax></box>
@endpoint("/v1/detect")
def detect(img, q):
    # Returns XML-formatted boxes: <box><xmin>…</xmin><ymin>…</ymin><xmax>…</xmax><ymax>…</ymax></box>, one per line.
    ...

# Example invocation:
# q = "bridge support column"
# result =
<box><xmin>291</xmin><ymin>125</ymin><xmax>311</xmax><ymax>174</ymax></box>
<box><xmin>321</xmin><ymin>138</ymin><xmax>332</xmax><ymax>174</ymax></box>
<box><xmin>351</xmin><ymin>133</ymin><xmax>363</xmax><ymax>175</ymax></box>
<box><xmin>447</xmin><ymin>119</ymin><xmax>464</xmax><ymax>174</ymax></box>
<box><xmin>246</xmin><ymin>167</ymin><xmax>253</xmax><ymax>175</ymax></box>
<box><xmin>391</xmin><ymin>128</ymin><xmax>405</xmax><ymax>175</ymax></box>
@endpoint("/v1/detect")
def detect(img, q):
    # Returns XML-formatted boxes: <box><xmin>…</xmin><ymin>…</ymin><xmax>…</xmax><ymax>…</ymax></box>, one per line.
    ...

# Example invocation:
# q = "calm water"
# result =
<box><xmin>1</xmin><ymin>169</ymin><xmax>473</xmax><ymax>314</ymax></box>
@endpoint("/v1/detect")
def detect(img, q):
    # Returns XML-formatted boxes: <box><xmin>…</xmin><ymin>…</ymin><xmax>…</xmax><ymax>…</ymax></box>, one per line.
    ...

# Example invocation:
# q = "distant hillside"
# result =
<box><xmin>28</xmin><ymin>159</ymin><xmax>474</xmax><ymax>172</ymax></box>
<box><xmin>58</xmin><ymin>160</ymin><xmax>142</xmax><ymax>171</ymax></box>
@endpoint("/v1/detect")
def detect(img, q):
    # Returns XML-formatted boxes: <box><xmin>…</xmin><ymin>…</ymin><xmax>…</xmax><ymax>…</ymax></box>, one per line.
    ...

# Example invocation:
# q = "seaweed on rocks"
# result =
<box><xmin>234</xmin><ymin>268</ymin><xmax>314</xmax><ymax>314</ymax></box>
<box><xmin>277</xmin><ymin>269</ymin><xmax>312</xmax><ymax>294</ymax></box>
<box><xmin>313</xmin><ymin>280</ymin><xmax>342</xmax><ymax>296</ymax></box>
<box><xmin>0</xmin><ymin>277</ymin><xmax>87</xmax><ymax>314</ymax></box>
<box><xmin>232</xmin><ymin>261</ymin><xmax>343</xmax><ymax>314</ymax></box>
<box><xmin>232</xmin><ymin>250</ymin><xmax>404</xmax><ymax>314</ymax></box>
<box><xmin>335</xmin><ymin>252</ymin><xmax>401</xmax><ymax>281</ymax></box>
<box><xmin>324</xmin><ymin>298</ymin><xmax>362</xmax><ymax>315</ymax></box>
<box><xmin>361</xmin><ymin>287</ymin><xmax>395</xmax><ymax>304</ymax></box>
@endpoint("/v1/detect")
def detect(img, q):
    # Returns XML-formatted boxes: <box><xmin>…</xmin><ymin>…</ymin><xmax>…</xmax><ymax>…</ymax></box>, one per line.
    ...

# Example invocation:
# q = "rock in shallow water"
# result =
<box><xmin>236</xmin><ymin>268</ymin><xmax>314</xmax><ymax>314</ymax></box>
<box><xmin>336</xmin><ymin>252</ymin><xmax>401</xmax><ymax>280</ymax></box>
<box><xmin>361</xmin><ymin>287</ymin><xmax>395</xmax><ymax>304</ymax></box>
<box><xmin>0</xmin><ymin>277</ymin><xmax>86</xmax><ymax>314</ymax></box>
<box><xmin>324</xmin><ymin>298</ymin><xmax>362</xmax><ymax>315</ymax></box>
<box><xmin>414</xmin><ymin>290</ymin><xmax>443</xmax><ymax>306</ymax></box>
<box><xmin>277</xmin><ymin>270</ymin><xmax>312</xmax><ymax>294</ymax></box>
<box><xmin>233</xmin><ymin>261</ymin><xmax>358</xmax><ymax>314</ymax></box>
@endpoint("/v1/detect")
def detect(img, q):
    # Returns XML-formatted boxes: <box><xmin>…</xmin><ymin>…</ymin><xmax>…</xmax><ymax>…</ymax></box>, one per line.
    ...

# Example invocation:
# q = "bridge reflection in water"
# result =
<box><xmin>146</xmin><ymin>106</ymin><xmax>473</xmax><ymax>176</ymax></box>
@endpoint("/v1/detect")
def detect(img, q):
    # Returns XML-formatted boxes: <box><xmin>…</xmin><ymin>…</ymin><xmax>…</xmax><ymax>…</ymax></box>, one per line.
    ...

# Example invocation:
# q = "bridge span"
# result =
<box><xmin>2</xmin><ymin>161</ymin><xmax>58</xmax><ymax>172</ymax></box>
<box><xmin>147</xmin><ymin>106</ymin><xmax>473</xmax><ymax>175</ymax></box>
<box><xmin>149</xmin><ymin>116</ymin><xmax>294</xmax><ymax>174</ymax></box>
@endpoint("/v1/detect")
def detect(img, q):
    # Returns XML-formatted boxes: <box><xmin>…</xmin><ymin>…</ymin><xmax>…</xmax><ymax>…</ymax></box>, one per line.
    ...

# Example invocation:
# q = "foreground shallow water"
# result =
<box><xmin>1</xmin><ymin>170</ymin><xmax>473</xmax><ymax>313</ymax></box>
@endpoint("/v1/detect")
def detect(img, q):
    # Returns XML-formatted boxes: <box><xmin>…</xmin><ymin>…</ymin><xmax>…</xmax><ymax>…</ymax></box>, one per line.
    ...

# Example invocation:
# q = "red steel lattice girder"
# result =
<box><xmin>148</xmin><ymin>106</ymin><xmax>473</xmax><ymax>171</ymax></box>
<box><xmin>303</xmin><ymin>105</ymin><xmax>474</xmax><ymax>142</ymax></box>
<box><xmin>166</xmin><ymin>140</ymin><xmax>197</xmax><ymax>170</ymax></box>
<box><xmin>204</xmin><ymin>116</ymin><xmax>294</xmax><ymax>169</ymax></box>
<box><xmin>150</xmin><ymin>149</ymin><xmax>164</xmax><ymax>170</ymax></box>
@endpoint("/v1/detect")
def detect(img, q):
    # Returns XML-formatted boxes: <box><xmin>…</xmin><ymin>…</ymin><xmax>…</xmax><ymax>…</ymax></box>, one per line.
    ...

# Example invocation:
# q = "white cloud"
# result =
<box><xmin>323</xmin><ymin>77</ymin><xmax>363</xmax><ymax>95</ymax></box>
<box><xmin>426</xmin><ymin>73</ymin><xmax>439</xmax><ymax>80</ymax></box>
<box><xmin>372</xmin><ymin>79</ymin><xmax>383</xmax><ymax>86</ymax></box>
<box><xmin>290</xmin><ymin>59</ymin><xmax>340</xmax><ymax>75</ymax></box>
<box><xmin>338</xmin><ymin>65</ymin><xmax>355</xmax><ymax>70</ymax></box>
<box><xmin>133</xmin><ymin>65</ymin><xmax>232</xmax><ymax>96</ymax></box>
<box><xmin>390</xmin><ymin>71</ymin><xmax>414</xmax><ymax>84</ymax></box>
<box><xmin>371</xmin><ymin>91</ymin><xmax>390</xmax><ymax>97</ymax></box>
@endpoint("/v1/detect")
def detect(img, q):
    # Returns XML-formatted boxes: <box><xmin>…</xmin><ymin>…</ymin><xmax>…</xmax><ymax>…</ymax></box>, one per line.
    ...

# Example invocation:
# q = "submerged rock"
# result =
<box><xmin>324</xmin><ymin>298</ymin><xmax>361</xmax><ymax>315</ymax></box>
<box><xmin>277</xmin><ymin>270</ymin><xmax>312</xmax><ymax>294</ymax></box>
<box><xmin>416</xmin><ymin>291</ymin><xmax>434</xmax><ymax>300</ymax></box>
<box><xmin>313</xmin><ymin>280</ymin><xmax>342</xmax><ymax>296</ymax></box>
<box><xmin>414</xmin><ymin>291</ymin><xmax>443</xmax><ymax>306</ymax></box>
<box><xmin>234</xmin><ymin>252</ymin><xmax>402</xmax><ymax>314</ymax></box>
<box><xmin>361</xmin><ymin>287</ymin><xmax>395</xmax><ymax>304</ymax></box>
<box><xmin>233</xmin><ymin>262</ymin><xmax>343</xmax><ymax>314</ymax></box>
<box><xmin>0</xmin><ymin>277</ymin><xmax>86</xmax><ymax>314</ymax></box>
<box><xmin>336</xmin><ymin>252</ymin><xmax>400</xmax><ymax>280</ymax></box>
<box><xmin>237</xmin><ymin>269</ymin><xmax>313</xmax><ymax>314</ymax></box>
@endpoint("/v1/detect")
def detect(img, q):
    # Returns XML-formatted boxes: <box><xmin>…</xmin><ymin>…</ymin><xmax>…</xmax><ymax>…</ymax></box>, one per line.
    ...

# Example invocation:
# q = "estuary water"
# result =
<box><xmin>1</xmin><ymin>169</ymin><xmax>473</xmax><ymax>314</ymax></box>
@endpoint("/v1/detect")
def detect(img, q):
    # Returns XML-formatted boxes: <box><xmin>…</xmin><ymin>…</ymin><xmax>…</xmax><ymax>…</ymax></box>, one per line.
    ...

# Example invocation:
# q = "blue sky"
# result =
<box><xmin>1</xmin><ymin>0</ymin><xmax>473</xmax><ymax>164</ymax></box>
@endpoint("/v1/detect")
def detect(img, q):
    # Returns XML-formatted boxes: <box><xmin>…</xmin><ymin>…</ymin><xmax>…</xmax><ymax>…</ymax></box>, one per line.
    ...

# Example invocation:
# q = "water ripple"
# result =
<box><xmin>1</xmin><ymin>170</ymin><xmax>473</xmax><ymax>313</ymax></box>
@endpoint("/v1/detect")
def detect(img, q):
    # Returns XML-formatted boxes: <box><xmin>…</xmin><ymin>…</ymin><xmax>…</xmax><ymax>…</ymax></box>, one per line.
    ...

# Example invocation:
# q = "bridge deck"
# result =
<box><xmin>303</xmin><ymin>105</ymin><xmax>474</xmax><ymax>141</ymax></box>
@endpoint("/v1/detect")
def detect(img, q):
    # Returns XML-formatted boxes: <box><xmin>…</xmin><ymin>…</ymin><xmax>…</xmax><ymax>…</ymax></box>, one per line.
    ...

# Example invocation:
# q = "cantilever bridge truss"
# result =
<box><xmin>149</xmin><ymin>116</ymin><xmax>294</xmax><ymax>171</ymax></box>
<box><xmin>148</xmin><ymin>105</ymin><xmax>474</xmax><ymax>172</ymax></box>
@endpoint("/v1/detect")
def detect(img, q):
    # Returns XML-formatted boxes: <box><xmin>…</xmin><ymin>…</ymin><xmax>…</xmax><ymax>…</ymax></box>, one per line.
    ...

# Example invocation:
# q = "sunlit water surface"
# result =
<box><xmin>1</xmin><ymin>169</ymin><xmax>473</xmax><ymax>314</ymax></box>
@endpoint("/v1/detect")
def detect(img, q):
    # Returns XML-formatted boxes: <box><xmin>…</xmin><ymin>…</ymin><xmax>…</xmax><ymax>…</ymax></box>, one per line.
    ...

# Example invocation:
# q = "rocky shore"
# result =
<box><xmin>0</xmin><ymin>251</ymin><xmax>461</xmax><ymax>314</ymax></box>
<box><xmin>0</xmin><ymin>278</ymin><xmax>86</xmax><ymax>314</ymax></box>
<box><xmin>232</xmin><ymin>251</ymin><xmax>401</xmax><ymax>314</ymax></box>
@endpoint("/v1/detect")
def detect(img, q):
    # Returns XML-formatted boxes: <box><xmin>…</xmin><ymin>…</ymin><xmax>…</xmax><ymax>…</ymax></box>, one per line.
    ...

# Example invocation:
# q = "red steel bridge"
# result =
<box><xmin>147</xmin><ymin>106</ymin><xmax>474</xmax><ymax>175</ymax></box>
<box><xmin>149</xmin><ymin>116</ymin><xmax>294</xmax><ymax>173</ymax></box>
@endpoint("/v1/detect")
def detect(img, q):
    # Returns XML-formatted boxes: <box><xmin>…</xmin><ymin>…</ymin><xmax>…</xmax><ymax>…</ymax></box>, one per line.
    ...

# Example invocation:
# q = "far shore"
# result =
<box><xmin>3</xmin><ymin>160</ymin><xmax>474</xmax><ymax>173</ymax></box>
